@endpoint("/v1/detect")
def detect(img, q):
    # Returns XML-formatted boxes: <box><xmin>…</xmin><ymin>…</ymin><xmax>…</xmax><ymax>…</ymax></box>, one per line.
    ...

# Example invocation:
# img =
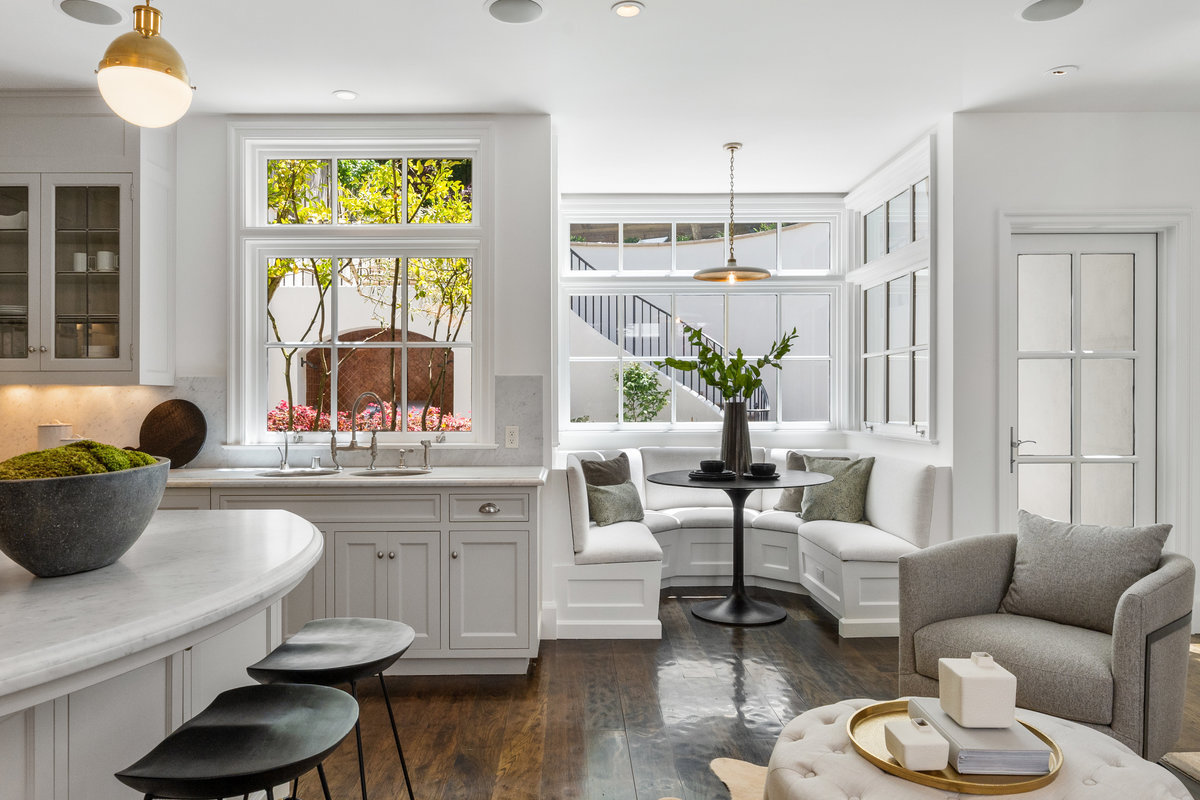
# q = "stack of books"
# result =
<box><xmin>908</xmin><ymin>697</ymin><xmax>1053</xmax><ymax>775</ymax></box>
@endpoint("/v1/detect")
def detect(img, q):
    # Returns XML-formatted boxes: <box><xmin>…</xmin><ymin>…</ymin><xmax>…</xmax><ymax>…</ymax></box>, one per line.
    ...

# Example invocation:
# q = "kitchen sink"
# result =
<box><xmin>350</xmin><ymin>467</ymin><xmax>433</xmax><ymax>477</ymax></box>
<box><xmin>256</xmin><ymin>468</ymin><xmax>341</xmax><ymax>477</ymax></box>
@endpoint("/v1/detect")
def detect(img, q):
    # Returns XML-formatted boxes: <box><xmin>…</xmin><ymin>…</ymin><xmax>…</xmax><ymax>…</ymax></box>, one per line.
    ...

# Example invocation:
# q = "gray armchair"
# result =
<box><xmin>898</xmin><ymin>534</ymin><xmax>1194</xmax><ymax>761</ymax></box>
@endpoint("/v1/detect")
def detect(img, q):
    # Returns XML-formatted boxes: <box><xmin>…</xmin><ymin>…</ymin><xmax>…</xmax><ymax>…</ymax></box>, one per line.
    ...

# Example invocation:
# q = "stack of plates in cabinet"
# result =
<box><xmin>87</xmin><ymin>345</ymin><xmax>118</xmax><ymax>358</ymax></box>
<box><xmin>0</xmin><ymin>305</ymin><xmax>27</xmax><ymax>316</ymax></box>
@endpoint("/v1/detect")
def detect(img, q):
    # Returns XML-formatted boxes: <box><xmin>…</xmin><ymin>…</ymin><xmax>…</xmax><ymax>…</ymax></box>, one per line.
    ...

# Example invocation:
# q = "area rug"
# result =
<box><xmin>1163</xmin><ymin>751</ymin><xmax>1200</xmax><ymax>783</ymax></box>
<box><xmin>658</xmin><ymin>758</ymin><xmax>767</xmax><ymax>800</ymax></box>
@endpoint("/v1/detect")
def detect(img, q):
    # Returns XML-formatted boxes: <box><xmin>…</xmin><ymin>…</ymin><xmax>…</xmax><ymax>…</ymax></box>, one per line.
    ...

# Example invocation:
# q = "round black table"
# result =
<box><xmin>646</xmin><ymin>468</ymin><xmax>833</xmax><ymax>625</ymax></box>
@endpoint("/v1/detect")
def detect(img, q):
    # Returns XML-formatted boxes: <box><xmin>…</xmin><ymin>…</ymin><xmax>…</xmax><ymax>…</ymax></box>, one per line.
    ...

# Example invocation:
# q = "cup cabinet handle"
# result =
<box><xmin>479</xmin><ymin>502</ymin><xmax>500</xmax><ymax>514</ymax></box>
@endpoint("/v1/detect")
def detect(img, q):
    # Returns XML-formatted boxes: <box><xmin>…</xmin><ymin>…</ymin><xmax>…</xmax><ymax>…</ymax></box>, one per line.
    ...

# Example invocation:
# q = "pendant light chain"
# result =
<box><xmin>728</xmin><ymin>145</ymin><xmax>737</xmax><ymax>263</ymax></box>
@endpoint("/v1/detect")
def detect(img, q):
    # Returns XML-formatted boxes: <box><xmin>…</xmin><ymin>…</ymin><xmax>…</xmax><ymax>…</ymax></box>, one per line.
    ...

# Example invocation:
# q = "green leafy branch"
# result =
<box><xmin>657</xmin><ymin>325</ymin><xmax>798</xmax><ymax>401</ymax></box>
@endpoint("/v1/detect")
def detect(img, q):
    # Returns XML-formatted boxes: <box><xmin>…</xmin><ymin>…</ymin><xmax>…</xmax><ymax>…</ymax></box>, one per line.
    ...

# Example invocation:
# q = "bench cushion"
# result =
<box><xmin>798</xmin><ymin>518</ymin><xmax>919</xmax><ymax>562</ymax></box>
<box><xmin>863</xmin><ymin>456</ymin><xmax>936</xmax><ymax>547</ymax></box>
<box><xmin>660</xmin><ymin>507</ymin><xmax>759</xmax><ymax>528</ymax></box>
<box><xmin>914</xmin><ymin>613</ymin><xmax>1114</xmax><ymax>725</ymax></box>
<box><xmin>575</xmin><ymin>521</ymin><xmax>664</xmax><ymax>565</ymax></box>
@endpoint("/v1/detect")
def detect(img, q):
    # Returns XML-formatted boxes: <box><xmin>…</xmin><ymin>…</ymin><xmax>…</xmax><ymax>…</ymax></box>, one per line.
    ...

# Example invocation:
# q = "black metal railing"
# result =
<box><xmin>568</xmin><ymin>249</ymin><xmax>770</xmax><ymax>419</ymax></box>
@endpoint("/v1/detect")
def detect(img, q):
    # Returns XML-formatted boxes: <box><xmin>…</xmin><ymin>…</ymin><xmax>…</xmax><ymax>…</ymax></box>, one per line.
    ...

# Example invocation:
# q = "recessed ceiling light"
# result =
<box><xmin>331</xmin><ymin>89</ymin><xmax>358</xmax><ymax>101</ymax></box>
<box><xmin>612</xmin><ymin>1</ymin><xmax>644</xmax><ymax>17</ymax></box>
<box><xmin>1020</xmin><ymin>0</ymin><xmax>1084</xmax><ymax>22</ymax></box>
<box><xmin>487</xmin><ymin>0</ymin><xmax>543</xmax><ymax>23</ymax></box>
<box><xmin>55</xmin><ymin>0</ymin><xmax>122</xmax><ymax>25</ymax></box>
<box><xmin>1046</xmin><ymin>64</ymin><xmax>1079</xmax><ymax>77</ymax></box>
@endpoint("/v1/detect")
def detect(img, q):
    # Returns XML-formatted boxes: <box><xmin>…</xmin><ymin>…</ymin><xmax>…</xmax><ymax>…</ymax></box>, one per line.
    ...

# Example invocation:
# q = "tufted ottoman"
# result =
<box><xmin>767</xmin><ymin>699</ymin><xmax>1190</xmax><ymax>800</ymax></box>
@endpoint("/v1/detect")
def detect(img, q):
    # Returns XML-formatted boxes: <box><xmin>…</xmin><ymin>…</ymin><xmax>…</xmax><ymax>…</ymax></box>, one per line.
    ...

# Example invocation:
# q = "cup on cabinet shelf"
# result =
<box><xmin>96</xmin><ymin>251</ymin><xmax>116</xmax><ymax>271</ymax></box>
<box><xmin>72</xmin><ymin>253</ymin><xmax>89</xmax><ymax>272</ymax></box>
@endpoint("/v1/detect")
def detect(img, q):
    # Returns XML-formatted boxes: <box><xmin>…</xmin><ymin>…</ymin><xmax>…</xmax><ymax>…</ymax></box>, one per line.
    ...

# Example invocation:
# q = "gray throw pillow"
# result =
<box><xmin>799</xmin><ymin>455</ymin><xmax>875</xmax><ymax>523</ymax></box>
<box><xmin>581</xmin><ymin>452</ymin><xmax>630</xmax><ymax>487</ymax></box>
<box><xmin>774</xmin><ymin>452</ymin><xmax>849</xmax><ymax>512</ymax></box>
<box><xmin>586</xmin><ymin>480</ymin><xmax>645</xmax><ymax>526</ymax></box>
<box><xmin>1000</xmin><ymin>509</ymin><xmax>1171</xmax><ymax>634</ymax></box>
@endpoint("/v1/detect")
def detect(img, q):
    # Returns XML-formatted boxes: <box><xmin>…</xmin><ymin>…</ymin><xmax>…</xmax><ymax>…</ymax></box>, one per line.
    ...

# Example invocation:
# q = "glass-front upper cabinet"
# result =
<box><xmin>0</xmin><ymin>173</ymin><xmax>132</xmax><ymax>373</ymax></box>
<box><xmin>0</xmin><ymin>176</ymin><xmax>37</xmax><ymax>363</ymax></box>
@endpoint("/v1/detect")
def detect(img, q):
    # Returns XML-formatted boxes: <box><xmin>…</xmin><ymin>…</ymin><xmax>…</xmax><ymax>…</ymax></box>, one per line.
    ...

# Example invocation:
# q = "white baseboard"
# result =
<box><xmin>555</xmin><ymin>619</ymin><xmax>663</xmax><ymax>639</ymax></box>
<box><xmin>838</xmin><ymin>617</ymin><xmax>899</xmax><ymax>638</ymax></box>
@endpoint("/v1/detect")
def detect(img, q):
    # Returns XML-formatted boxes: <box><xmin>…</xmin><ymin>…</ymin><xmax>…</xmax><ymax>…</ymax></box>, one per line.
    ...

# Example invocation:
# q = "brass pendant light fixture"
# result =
<box><xmin>693</xmin><ymin>142</ymin><xmax>772</xmax><ymax>283</ymax></box>
<box><xmin>96</xmin><ymin>1</ymin><xmax>194</xmax><ymax>128</ymax></box>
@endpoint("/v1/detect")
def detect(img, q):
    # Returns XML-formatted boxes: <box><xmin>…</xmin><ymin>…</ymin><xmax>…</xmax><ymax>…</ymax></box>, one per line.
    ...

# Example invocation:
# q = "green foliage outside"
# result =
<box><xmin>265</xmin><ymin>158</ymin><xmax>473</xmax><ymax>432</ymax></box>
<box><xmin>616</xmin><ymin>363</ymin><xmax>671</xmax><ymax>422</ymax></box>
<box><xmin>658</xmin><ymin>325</ymin><xmax>798</xmax><ymax>401</ymax></box>
<box><xmin>0</xmin><ymin>441</ymin><xmax>155</xmax><ymax>480</ymax></box>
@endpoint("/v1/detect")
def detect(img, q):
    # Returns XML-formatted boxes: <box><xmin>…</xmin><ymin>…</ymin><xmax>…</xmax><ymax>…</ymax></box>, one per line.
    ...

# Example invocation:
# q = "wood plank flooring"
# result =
<box><xmin>294</xmin><ymin>592</ymin><xmax>1200</xmax><ymax>799</ymax></box>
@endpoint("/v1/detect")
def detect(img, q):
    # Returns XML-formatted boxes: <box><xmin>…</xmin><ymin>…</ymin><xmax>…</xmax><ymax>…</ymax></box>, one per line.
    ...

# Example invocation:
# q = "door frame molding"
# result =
<box><xmin>997</xmin><ymin>211</ymin><xmax>1192</xmax><ymax>578</ymax></box>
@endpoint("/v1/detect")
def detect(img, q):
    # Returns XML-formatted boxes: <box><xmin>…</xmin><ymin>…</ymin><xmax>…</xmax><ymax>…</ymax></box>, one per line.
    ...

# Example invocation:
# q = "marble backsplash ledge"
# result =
<box><xmin>0</xmin><ymin>375</ymin><xmax>545</xmax><ymax>468</ymax></box>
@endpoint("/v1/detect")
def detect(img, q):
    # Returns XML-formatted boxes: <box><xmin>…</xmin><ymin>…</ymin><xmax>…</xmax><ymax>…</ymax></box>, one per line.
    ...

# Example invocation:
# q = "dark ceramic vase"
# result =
<box><xmin>0</xmin><ymin>457</ymin><xmax>169</xmax><ymax>578</ymax></box>
<box><xmin>720</xmin><ymin>400</ymin><xmax>752</xmax><ymax>476</ymax></box>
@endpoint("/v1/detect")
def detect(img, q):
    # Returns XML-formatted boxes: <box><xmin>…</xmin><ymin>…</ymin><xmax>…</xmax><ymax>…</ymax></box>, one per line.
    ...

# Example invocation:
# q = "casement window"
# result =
<box><xmin>559</xmin><ymin>199</ymin><xmax>842</xmax><ymax>434</ymax></box>
<box><xmin>231</xmin><ymin>123</ymin><xmax>492</xmax><ymax>445</ymax></box>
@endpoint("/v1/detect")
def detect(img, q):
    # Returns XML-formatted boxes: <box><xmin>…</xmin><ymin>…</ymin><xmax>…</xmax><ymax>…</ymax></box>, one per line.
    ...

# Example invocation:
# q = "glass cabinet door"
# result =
<box><xmin>44</xmin><ymin>175</ymin><xmax>131</xmax><ymax>369</ymax></box>
<box><xmin>0</xmin><ymin>177</ymin><xmax>38</xmax><ymax>365</ymax></box>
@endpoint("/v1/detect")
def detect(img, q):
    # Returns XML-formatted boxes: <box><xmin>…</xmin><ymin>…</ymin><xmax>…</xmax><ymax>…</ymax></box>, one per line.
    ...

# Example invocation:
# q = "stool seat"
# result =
<box><xmin>116</xmin><ymin>684</ymin><xmax>358</xmax><ymax>800</ymax></box>
<box><xmin>247</xmin><ymin>617</ymin><xmax>416</xmax><ymax>686</ymax></box>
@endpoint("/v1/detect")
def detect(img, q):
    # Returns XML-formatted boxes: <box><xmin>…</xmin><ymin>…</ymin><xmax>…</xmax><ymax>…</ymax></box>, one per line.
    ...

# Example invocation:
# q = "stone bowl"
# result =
<box><xmin>0</xmin><ymin>457</ymin><xmax>169</xmax><ymax>578</ymax></box>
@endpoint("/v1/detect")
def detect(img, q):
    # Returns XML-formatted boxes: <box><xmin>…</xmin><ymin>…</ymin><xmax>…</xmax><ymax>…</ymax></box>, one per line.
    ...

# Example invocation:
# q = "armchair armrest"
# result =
<box><xmin>898</xmin><ymin>534</ymin><xmax>1017</xmax><ymax>678</ymax></box>
<box><xmin>1110</xmin><ymin>553</ymin><xmax>1195</xmax><ymax>759</ymax></box>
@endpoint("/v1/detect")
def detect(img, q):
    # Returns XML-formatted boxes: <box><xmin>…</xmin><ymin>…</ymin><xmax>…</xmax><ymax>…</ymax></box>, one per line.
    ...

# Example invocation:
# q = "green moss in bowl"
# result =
<box><xmin>0</xmin><ymin>440</ymin><xmax>157</xmax><ymax>480</ymax></box>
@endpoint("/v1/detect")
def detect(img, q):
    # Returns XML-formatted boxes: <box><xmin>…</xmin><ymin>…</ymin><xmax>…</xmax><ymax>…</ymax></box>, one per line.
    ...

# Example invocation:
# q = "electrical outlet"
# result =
<box><xmin>504</xmin><ymin>425</ymin><xmax>519</xmax><ymax>448</ymax></box>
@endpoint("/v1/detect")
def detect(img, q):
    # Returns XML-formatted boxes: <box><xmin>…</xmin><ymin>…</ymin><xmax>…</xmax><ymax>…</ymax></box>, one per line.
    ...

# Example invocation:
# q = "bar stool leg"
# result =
<box><xmin>349</xmin><ymin>680</ymin><xmax>369</xmax><ymax>800</ymax></box>
<box><xmin>377</xmin><ymin>674</ymin><xmax>416</xmax><ymax>800</ymax></box>
<box><xmin>317</xmin><ymin>763</ymin><xmax>334</xmax><ymax>800</ymax></box>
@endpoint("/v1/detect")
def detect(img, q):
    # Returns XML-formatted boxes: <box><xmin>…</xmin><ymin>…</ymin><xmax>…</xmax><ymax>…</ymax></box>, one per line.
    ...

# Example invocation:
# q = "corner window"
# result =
<box><xmin>232</xmin><ymin>124</ymin><xmax>490</xmax><ymax>445</ymax></box>
<box><xmin>862</xmin><ymin>267</ymin><xmax>929</xmax><ymax>436</ymax></box>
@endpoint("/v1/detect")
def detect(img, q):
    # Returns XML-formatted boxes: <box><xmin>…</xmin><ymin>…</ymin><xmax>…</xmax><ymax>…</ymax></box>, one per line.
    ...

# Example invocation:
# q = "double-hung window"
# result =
<box><xmin>231</xmin><ymin>123</ymin><xmax>492</xmax><ymax>445</ymax></box>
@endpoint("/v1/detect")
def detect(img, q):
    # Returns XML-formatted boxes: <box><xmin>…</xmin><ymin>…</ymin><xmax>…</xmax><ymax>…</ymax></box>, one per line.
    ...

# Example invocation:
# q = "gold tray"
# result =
<box><xmin>846</xmin><ymin>700</ymin><xmax>1063</xmax><ymax>795</ymax></box>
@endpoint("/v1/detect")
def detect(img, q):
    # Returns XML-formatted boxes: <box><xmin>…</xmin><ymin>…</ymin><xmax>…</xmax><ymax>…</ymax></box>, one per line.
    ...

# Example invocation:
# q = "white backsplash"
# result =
<box><xmin>0</xmin><ymin>375</ymin><xmax>544</xmax><ymax>468</ymax></box>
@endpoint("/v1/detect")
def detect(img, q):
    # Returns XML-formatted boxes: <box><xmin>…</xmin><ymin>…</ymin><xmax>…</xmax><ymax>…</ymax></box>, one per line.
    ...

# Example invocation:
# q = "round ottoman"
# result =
<box><xmin>766</xmin><ymin>699</ymin><xmax>1190</xmax><ymax>800</ymax></box>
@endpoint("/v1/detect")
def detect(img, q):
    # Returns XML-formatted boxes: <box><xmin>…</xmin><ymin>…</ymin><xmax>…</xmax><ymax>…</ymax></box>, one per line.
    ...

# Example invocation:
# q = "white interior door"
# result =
<box><xmin>1001</xmin><ymin>233</ymin><xmax>1157</xmax><ymax>529</ymax></box>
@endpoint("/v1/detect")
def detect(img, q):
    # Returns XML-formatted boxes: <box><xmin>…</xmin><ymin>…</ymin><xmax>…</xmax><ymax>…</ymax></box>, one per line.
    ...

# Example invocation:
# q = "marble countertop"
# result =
<box><xmin>0</xmin><ymin>509</ymin><xmax>322</xmax><ymax>714</ymax></box>
<box><xmin>166</xmin><ymin>465</ymin><xmax>548</xmax><ymax>489</ymax></box>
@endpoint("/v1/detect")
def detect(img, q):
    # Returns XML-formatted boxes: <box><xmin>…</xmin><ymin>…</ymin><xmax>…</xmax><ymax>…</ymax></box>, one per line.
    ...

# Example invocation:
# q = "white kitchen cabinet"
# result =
<box><xmin>330</xmin><ymin>529</ymin><xmax>441</xmax><ymax>652</ymax></box>
<box><xmin>177</xmin><ymin>479</ymin><xmax>542</xmax><ymax>674</ymax></box>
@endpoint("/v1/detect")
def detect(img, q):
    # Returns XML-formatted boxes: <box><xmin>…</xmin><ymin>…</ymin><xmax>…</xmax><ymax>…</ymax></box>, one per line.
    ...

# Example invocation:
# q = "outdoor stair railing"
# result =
<box><xmin>568</xmin><ymin>249</ymin><xmax>770</xmax><ymax>420</ymax></box>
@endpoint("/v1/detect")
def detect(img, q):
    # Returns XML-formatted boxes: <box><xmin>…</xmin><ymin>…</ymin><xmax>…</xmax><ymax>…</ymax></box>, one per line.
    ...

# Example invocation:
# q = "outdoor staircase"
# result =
<box><xmin>568</xmin><ymin>249</ymin><xmax>770</xmax><ymax>419</ymax></box>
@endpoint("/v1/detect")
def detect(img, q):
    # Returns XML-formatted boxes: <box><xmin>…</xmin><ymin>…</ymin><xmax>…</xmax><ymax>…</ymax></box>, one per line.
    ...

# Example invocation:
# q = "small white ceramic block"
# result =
<box><xmin>885</xmin><ymin>716</ymin><xmax>949</xmax><ymax>771</ymax></box>
<box><xmin>938</xmin><ymin>651</ymin><xmax>1017</xmax><ymax>728</ymax></box>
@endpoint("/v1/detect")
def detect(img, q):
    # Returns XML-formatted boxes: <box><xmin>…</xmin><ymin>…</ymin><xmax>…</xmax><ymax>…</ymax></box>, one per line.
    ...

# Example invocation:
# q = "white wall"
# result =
<box><xmin>948</xmin><ymin>112</ymin><xmax>1199</xmax><ymax>566</ymax></box>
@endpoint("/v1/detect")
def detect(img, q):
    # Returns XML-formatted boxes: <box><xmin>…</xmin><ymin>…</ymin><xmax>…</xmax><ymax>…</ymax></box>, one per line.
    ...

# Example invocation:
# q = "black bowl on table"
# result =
<box><xmin>699</xmin><ymin>459</ymin><xmax>726</xmax><ymax>474</ymax></box>
<box><xmin>749</xmin><ymin>462</ymin><xmax>777</xmax><ymax>477</ymax></box>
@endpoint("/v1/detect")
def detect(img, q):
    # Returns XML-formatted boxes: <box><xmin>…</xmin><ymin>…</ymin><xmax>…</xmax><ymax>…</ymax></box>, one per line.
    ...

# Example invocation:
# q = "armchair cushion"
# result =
<box><xmin>1001</xmin><ymin>510</ymin><xmax>1171</xmax><ymax>633</ymax></box>
<box><xmin>913</xmin><ymin>613</ymin><xmax>1113</xmax><ymax>725</ymax></box>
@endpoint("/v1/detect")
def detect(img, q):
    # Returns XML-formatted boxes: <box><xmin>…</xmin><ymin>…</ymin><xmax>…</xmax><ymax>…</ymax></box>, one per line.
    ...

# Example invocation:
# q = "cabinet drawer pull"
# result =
<box><xmin>451</xmin><ymin>550</ymin><xmax>459</xmax><ymax>559</ymax></box>
<box><xmin>479</xmin><ymin>502</ymin><xmax>500</xmax><ymax>514</ymax></box>
<box><xmin>39</xmin><ymin>346</ymin><xmax>47</xmax><ymax>352</ymax></box>
<box><xmin>376</xmin><ymin>551</ymin><xmax>384</xmax><ymax>559</ymax></box>
<box><xmin>388</xmin><ymin>551</ymin><xmax>396</xmax><ymax>559</ymax></box>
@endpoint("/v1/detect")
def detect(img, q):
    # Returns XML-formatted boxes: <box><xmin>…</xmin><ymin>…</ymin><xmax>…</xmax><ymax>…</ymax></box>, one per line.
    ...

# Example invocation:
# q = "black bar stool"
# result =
<box><xmin>247</xmin><ymin>617</ymin><xmax>417</xmax><ymax>800</ymax></box>
<box><xmin>115</xmin><ymin>683</ymin><xmax>358</xmax><ymax>800</ymax></box>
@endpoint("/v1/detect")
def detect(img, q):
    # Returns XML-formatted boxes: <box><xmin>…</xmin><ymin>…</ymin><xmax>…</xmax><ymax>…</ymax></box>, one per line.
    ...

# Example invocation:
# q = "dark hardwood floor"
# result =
<box><xmin>295</xmin><ymin>593</ymin><xmax>1200</xmax><ymax>799</ymax></box>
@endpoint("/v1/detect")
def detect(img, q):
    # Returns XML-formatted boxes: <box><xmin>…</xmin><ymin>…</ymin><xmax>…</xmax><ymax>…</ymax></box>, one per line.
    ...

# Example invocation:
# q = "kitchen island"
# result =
<box><xmin>0</xmin><ymin>509</ymin><xmax>322</xmax><ymax>800</ymax></box>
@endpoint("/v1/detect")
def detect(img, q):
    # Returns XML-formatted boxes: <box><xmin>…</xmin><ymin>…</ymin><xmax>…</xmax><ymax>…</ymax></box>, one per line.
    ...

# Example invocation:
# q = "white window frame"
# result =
<box><xmin>558</xmin><ymin>194</ymin><xmax>846</xmax><ymax>450</ymax></box>
<box><xmin>229</xmin><ymin>120</ymin><xmax>494</xmax><ymax>446</ymax></box>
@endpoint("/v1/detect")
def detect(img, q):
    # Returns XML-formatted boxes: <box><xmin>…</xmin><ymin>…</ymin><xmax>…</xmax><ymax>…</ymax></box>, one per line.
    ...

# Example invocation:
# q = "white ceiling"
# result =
<box><xmin>6</xmin><ymin>0</ymin><xmax>1200</xmax><ymax>193</ymax></box>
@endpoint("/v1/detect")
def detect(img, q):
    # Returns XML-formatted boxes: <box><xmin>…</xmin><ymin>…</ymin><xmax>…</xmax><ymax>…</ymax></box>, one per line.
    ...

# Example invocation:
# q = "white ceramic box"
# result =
<box><xmin>938</xmin><ymin>651</ymin><xmax>1016</xmax><ymax>728</ymax></box>
<box><xmin>884</xmin><ymin>716</ymin><xmax>949</xmax><ymax>771</ymax></box>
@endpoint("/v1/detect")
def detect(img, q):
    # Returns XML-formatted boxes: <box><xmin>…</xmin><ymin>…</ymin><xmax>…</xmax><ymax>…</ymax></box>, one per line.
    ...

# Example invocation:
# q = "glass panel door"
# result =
<box><xmin>43</xmin><ymin>175</ymin><xmax>131</xmax><ymax>371</ymax></box>
<box><xmin>1005</xmin><ymin>234</ymin><xmax>1156</xmax><ymax>527</ymax></box>
<box><xmin>0</xmin><ymin>177</ymin><xmax>37</xmax><ymax>366</ymax></box>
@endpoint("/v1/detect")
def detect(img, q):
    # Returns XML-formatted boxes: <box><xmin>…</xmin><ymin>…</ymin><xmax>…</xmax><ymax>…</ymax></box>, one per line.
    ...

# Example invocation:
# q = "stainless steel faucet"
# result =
<box><xmin>329</xmin><ymin>392</ymin><xmax>385</xmax><ymax>470</ymax></box>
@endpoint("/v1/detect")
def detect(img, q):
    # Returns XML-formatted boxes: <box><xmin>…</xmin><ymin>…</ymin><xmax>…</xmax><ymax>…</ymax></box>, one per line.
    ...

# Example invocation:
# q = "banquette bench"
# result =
<box><xmin>556</xmin><ymin>446</ymin><xmax>949</xmax><ymax>639</ymax></box>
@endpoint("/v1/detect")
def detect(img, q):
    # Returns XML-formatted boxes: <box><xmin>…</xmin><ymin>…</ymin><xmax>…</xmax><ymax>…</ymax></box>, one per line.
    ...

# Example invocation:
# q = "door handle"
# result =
<box><xmin>1009</xmin><ymin>427</ymin><xmax>1038</xmax><ymax>474</ymax></box>
<box><xmin>451</xmin><ymin>550</ymin><xmax>459</xmax><ymax>559</ymax></box>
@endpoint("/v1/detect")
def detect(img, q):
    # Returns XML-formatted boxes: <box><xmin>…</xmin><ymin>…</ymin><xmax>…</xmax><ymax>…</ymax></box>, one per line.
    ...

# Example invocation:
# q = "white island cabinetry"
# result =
<box><xmin>162</xmin><ymin>467</ymin><xmax>546</xmax><ymax>675</ymax></box>
<box><xmin>0</xmin><ymin>510</ymin><xmax>322</xmax><ymax>800</ymax></box>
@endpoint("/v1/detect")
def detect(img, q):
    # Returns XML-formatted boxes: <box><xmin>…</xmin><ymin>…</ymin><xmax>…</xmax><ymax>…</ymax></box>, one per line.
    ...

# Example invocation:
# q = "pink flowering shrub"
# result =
<box><xmin>267</xmin><ymin>400</ymin><xmax>471</xmax><ymax>432</ymax></box>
